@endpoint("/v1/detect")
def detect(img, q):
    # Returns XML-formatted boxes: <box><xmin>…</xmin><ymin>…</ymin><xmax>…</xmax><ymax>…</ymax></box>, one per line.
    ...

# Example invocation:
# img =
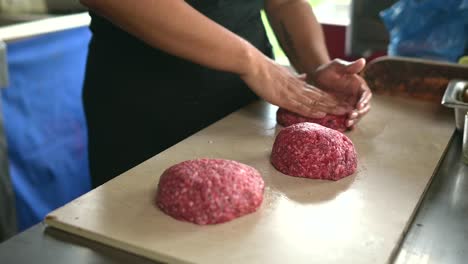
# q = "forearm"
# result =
<box><xmin>80</xmin><ymin>0</ymin><xmax>262</xmax><ymax>75</ymax></box>
<box><xmin>265</xmin><ymin>0</ymin><xmax>330</xmax><ymax>74</ymax></box>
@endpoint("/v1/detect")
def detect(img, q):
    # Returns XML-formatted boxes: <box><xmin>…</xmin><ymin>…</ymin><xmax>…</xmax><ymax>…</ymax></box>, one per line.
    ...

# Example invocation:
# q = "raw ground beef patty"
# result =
<box><xmin>156</xmin><ymin>159</ymin><xmax>264</xmax><ymax>225</ymax></box>
<box><xmin>276</xmin><ymin>108</ymin><xmax>348</xmax><ymax>132</ymax></box>
<box><xmin>271</xmin><ymin>123</ymin><xmax>357</xmax><ymax>180</ymax></box>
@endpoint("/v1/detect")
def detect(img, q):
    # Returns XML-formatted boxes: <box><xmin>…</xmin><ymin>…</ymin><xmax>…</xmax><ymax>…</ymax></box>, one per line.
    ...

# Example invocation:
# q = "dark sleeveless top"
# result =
<box><xmin>82</xmin><ymin>0</ymin><xmax>272</xmax><ymax>187</ymax></box>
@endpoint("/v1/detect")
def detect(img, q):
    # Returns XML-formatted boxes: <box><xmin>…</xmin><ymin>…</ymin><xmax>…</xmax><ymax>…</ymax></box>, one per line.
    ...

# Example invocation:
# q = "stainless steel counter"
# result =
<box><xmin>0</xmin><ymin>130</ymin><xmax>466</xmax><ymax>264</ymax></box>
<box><xmin>394</xmin><ymin>131</ymin><xmax>468</xmax><ymax>264</ymax></box>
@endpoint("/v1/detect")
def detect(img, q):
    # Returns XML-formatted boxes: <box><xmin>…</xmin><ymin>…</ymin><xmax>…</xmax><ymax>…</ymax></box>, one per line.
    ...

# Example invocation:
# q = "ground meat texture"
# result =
<box><xmin>156</xmin><ymin>159</ymin><xmax>264</xmax><ymax>225</ymax></box>
<box><xmin>271</xmin><ymin>123</ymin><xmax>357</xmax><ymax>181</ymax></box>
<box><xmin>276</xmin><ymin>108</ymin><xmax>348</xmax><ymax>132</ymax></box>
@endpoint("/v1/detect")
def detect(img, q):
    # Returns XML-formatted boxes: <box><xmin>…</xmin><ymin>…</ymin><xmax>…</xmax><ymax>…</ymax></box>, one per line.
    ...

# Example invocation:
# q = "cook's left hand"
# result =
<box><xmin>306</xmin><ymin>58</ymin><xmax>372</xmax><ymax>129</ymax></box>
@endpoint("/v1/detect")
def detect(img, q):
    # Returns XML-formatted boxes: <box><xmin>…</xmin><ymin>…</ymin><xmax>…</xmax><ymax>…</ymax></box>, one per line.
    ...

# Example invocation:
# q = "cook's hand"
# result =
<box><xmin>240</xmin><ymin>55</ymin><xmax>351</xmax><ymax>118</ymax></box>
<box><xmin>307</xmin><ymin>58</ymin><xmax>372</xmax><ymax>128</ymax></box>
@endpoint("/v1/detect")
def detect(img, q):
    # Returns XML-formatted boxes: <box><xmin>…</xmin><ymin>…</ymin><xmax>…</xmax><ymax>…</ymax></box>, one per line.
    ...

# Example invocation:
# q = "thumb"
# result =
<box><xmin>297</xmin><ymin>73</ymin><xmax>307</xmax><ymax>81</ymax></box>
<box><xmin>342</xmin><ymin>58</ymin><xmax>366</xmax><ymax>74</ymax></box>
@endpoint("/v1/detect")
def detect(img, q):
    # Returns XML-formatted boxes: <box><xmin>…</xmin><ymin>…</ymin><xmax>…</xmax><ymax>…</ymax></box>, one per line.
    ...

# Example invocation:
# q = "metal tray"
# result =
<box><xmin>441</xmin><ymin>79</ymin><xmax>468</xmax><ymax>131</ymax></box>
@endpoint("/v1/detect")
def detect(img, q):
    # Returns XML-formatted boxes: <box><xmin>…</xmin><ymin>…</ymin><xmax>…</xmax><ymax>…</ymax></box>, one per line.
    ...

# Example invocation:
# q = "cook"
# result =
<box><xmin>79</xmin><ymin>0</ymin><xmax>372</xmax><ymax>187</ymax></box>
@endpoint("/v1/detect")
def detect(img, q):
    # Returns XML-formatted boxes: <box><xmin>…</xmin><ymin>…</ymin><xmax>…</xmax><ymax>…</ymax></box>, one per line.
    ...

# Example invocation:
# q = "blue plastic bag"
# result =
<box><xmin>380</xmin><ymin>0</ymin><xmax>468</xmax><ymax>62</ymax></box>
<box><xmin>1</xmin><ymin>27</ymin><xmax>92</xmax><ymax>231</ymax></box>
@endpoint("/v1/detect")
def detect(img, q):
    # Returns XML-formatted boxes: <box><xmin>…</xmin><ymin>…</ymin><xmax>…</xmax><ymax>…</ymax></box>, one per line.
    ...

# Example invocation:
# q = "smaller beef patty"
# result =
<box><xmin>271</xmin><ymin>123</ymin><xmax>357</xmax><ymax>180</ymax></box>
<box><xmin>156</xmin><ymin>159</ymin><xmax>264</xmax><ymax>225</ymax></box>
<box><xmin>276</xmin><ymin>108</ymin><xmax>348</xmax><ymax>132</ymax></box>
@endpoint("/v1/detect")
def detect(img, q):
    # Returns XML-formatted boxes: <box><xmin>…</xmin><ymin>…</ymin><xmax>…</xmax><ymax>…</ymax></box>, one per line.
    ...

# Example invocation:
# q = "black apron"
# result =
<box><xmin>83</xmin><ymin>0</ymin><xmax>272</xmax><ymax>187</ymax></box>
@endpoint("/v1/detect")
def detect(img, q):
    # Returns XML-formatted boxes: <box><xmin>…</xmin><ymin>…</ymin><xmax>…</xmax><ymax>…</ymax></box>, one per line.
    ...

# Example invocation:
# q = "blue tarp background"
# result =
<box><xmin>381</xmin><ymin>0</ymin><xmax>468</xmax><ymax>62</ymax></box>
<box><xmin>1</xmin><ymin>27</ymin><xmax>92</xmax><ymax>231</ymax></box>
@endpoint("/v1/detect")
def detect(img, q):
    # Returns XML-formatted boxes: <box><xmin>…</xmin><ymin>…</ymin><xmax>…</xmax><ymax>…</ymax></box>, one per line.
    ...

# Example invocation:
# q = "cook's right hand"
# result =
<box><xmin>240</xmin><ymin>55</ymin><xmax>351</xmax><ymax>118</ymax></box>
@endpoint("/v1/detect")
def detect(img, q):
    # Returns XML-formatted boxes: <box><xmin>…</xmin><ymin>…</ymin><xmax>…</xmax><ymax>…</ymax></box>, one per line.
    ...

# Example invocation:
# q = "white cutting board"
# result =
<box><xmin>45</xmin><ymin>95</ymin><xmax>453</xmax><ymax>264</ymax></box>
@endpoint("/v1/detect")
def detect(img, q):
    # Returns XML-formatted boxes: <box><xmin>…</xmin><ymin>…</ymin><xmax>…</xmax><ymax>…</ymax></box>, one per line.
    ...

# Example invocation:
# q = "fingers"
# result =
<box><xmin>356</xmin><ymin>104</ymin><xmax>371</xmax><ymax>118</ymax></box>
<box><xmin>297</xmin><ymin>73</ymin><xmax>307</xmax><ymax>81</ymax></box>
<box><xmin>286</xmin><ymin>99</ymin><xmax>327</xmax><ymax>119</ymax></box>
<box><xmin>357</xmin><ymin>88</ymin><xmax>372</xmax><ymax>109</ymax></box>
<box><xmin>303</xmin><ymin>84</ymin><xmax>354</xmax><ymax>113</ymax></box>
<box><xmin>299</xmin><ymin>85</ymin><xmax>352</xmax><ymax>115</ymax></box>
<box><xmin>285</xmin><ymin>59</ymin><xmax>371</xmax><ymax>121</ymax></box>
<box><xmin>347</xmin><ymin>104</ymin><xmax>371</xmax><ymax>127</ymax></box>
<box><xmin>357</xmin><ymin>90</ymin><xmax>372</xmax><ymax>109</ymax></box>
<box><xmin>349</xmin><ymin>110</ymin><xmax>358</xmax><ymax>119</ymax></box>
<box><xmin>274</xmin><ymin>76</ymin><xmax>326</xmax><ymax>118</ymax></box>
<box><xmin>293</xmin><ymin>92</ymin><xmax>342</xmax><ymax>116</ymax></box>
<box><xmin>284</xmin><ymin>81</ymin><xmax>347</xmax><ymax>118</ymax></box>
<box><xmin>343</xmin><ymin>74</ymin><xmax>372</xmax><ymax>109</ymax></box>
<box><xmin>302</xmin><ymin>84</ymin><xmax>339</xmax><ymax>106</ymax></box>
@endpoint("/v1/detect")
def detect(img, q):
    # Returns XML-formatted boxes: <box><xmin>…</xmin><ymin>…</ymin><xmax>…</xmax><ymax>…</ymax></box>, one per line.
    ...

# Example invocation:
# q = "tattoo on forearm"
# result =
<box><xmin>279</xmin><ymin>21</ymin><xmax>299</xmax><ymax>65</ymax></box>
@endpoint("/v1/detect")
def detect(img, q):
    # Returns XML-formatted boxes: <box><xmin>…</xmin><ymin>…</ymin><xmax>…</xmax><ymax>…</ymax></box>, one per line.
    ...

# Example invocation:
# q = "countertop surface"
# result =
<box><xmin>0</xmin><ymin>102</ymin><xmax>466</xmax><ymax>264</ymax></box>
